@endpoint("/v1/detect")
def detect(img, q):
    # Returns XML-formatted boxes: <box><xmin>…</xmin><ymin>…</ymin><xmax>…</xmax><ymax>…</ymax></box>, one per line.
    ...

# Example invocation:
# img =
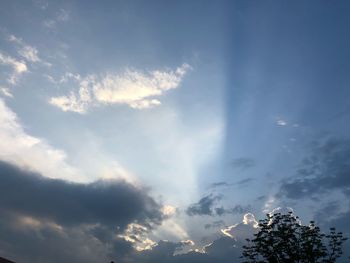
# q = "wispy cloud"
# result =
<box><xmin>276</xmin><ymin>119</ymin><xmax>287</xmax><ymax>126</ymax></box>
<box><xmin>9</xmin><ymin>35</ymin><xmax>41</xmax><ymax>63</ymax></box>
<box><xmin>8</xmin><ymin>34</ymin><xmax>51</xmax><ymax>67</ymax></box>
<box><xmin>0</xmin><ymin>98</ymin><xmax>84</xmax><ymax>181</ymax></box>
<box><xmin>33</xmin><ymin>0</ymin><xmax>49</xmax><ymax>10</ymax></box>
<box><xmin>0</xmin><ymin>52</ymin><xmax>28</xmax><ymax>84</ymax></box>
<box><xmin>0</xmin><ymin>86</ymin><xmax>13</xmax><ymax>98</ymax></box>
<box><xmin>43</xmin><ymin>8</ymin><xmax>70</xmax><ymax>29</ymax></box>
<box><xmin>50</xmin><ymin>63</ymin><xmax>191</xmax><ymax>113</ymax></box>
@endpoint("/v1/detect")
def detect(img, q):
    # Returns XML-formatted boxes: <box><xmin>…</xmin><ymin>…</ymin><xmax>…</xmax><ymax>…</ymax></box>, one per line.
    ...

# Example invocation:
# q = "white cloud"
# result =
<box><xmin>0</xmin><ymin>86</ymin><xmax>13</xmax><ymax>98</ymax></box>
<box><xmin>221</xmin><ymin>213</ymin><xmax>258</xmax><ymax>240</ymax></box>
<box><xmin>0</xmin><ymin>98</ymin><xmax>86</xmax><ymax>182</ymax></box>
<box><xmin>276</xmin><ymin>118</ymin><xmax>287</xmax><ymax>126</ymax></box>
<box><xmin>50</xmin><ymin>91</ymin><xmax>89</xmax><ymax>113</ymax></box>
<box><xmin>118</xmin><ymin>223</ymin><xmax>157</xmax><ymax>251</ymax></box>
<box><xmin>8</xmin><ymin>34</ymin><xmax>42</xmax><ymax>63</ymax></box>
<box><xmin>0</xmin><ymin>52</ymin><xmax>28</xmax><ymax>84</ymax></box>
<box><xmin>18</xmin><ymin>45</ymin><xmax>40</xmax><ymax>63</ymax></box>
<box><xmin>50</xmin><ymin>64</ymin><xmax>191</xmax><ymax>113</ymax></box>
<box><xmin>162</xmin><ymin>205</ymin><xmax>177</xmax><ymax>217</ymax></box>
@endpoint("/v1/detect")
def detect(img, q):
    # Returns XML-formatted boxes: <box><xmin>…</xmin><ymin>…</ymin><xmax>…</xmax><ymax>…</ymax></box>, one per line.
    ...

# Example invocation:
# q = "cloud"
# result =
<box><xmin>34</xmin><ymin>0</ymin><xmax>49</xmax><ymax>10</ymax></box>
<box><xmin>0</xmin><ymin>160</ymin><xmax>165</xmax><ymax>263</ymax></box>
<box><xmin>8</xmin><ymin>34</ymin><xmax>50</xmax><ymax>66</ymax></box>
<box><xmin>9</xmin><ymin>35</ymin><xmax>40</xmax><ymax>63</ymax></box>
<box><xmin>0</xmin><ymin>161</ymin><xmax>163</xmax><ymax>229</ymax></box>
<box><xmin>0</xmin><ymin>34</ymin><xmax>48</xmax><ymax>86</ymax></box>
<box><xmin>126</xmin><ymin>213</ymin><xmax>259</xmax><ymax>263</ymax></box>
<box><xmin>123</xmin><ymin>234</ymin><xmax>243</xmax><ymax>263</ymax></box>
<box><xmin>0</xmin><ymin>98</ymin><xmax>85</xmax><ymax>181</ymax></box>
<box><xmin>50</xmin><ymin>63</ymin><xmax>191</xmax><ymax>113</ymax></box>
<box><xmin>0</xmin><ymin>86</ymin><xmax>13</xmax><ymax>98</ymax></box>
<box><xmin>186</xmin><ymin>194</ymin><xmax>251</xmax><ymax>217</ymax></box>
<box><xmin>18</xmin><ymin>45</ymin><xmax>40</xmax><ymax>63</ymax></box>
<box><xmin>231</xmin><ymin>157</ymin><xmax>255</xmax><ymax>170</ymax></box>
<box><xmin>43</xmin><ymin>8</ymin><xmax>70</xmax><ymax>29</ymax></box>
<box><xmin>204</xmin><ymin>220</ymin><xmax>225</xmax><ymax>229</ymax></box>
<box><xmin>209</xmin><ymin>178</ymin><xmax>255</xmax><ymax>189</ymax></box>
<box><xmin>0</xmin><ymin>185</ymin><xmax>257</xmax><ymax>263</ymax></box>
<box><xmin>0</xmin><ymin>52</ymin><xmax>28</xmax><ymax>84</ymax></box>
<box><xmin>278</xmin><ymin>137</ymin><xmax>350</xmax><ymax>200</ymax></box>
<box><xmin>276</xmin><ymin>118</ymin><xmax>287</xmax><ymax>126</ymax></box>
<box><xmin>186</xmin><ymin>194</ymin><xmax>222</xmax><ymax>216</ymax></box>
<box><xmin>220</xmin><ymin>213</ymin><xmax>258</xmax><ymax>240</ymax></box>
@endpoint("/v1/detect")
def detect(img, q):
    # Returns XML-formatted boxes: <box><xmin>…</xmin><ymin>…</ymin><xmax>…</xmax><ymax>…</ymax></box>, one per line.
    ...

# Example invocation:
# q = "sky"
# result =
<box><xmin>0</xmin><ymin>1</ymin><xmax>350</xmax><ymax>262</ymax></box>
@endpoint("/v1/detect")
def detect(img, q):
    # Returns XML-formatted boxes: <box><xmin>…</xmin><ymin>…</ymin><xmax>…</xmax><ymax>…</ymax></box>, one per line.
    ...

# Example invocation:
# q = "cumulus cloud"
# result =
<box><xmin>50</xmin><ymin>63</ymin><xmax>191</xmax><ymax>113</ymax></box>
<box><xmin>0</xmin><ymin>98</ymin><xmax>85</xmax><ymax>181</ymax></box>
<box><xmin>124</xmin><ymin>232</ymin><xmax>244</xmax><ymax>263</ymax></box>
<box><xmin>221</xmin><ymin>213</ymin><xmax>258</xmax><ymax>240</ymax></box>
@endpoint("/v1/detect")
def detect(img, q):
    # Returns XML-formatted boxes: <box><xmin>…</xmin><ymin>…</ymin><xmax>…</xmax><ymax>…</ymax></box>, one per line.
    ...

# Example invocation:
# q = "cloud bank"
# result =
<box><xmin>0</xmin><ymin>160</ymin><xmax>259</xmax><ymax>263</ymax></box>
<box><xmin>0</xmin><ymin>160</ymin><xmax>164</xmax><ymax>262</ymax></box>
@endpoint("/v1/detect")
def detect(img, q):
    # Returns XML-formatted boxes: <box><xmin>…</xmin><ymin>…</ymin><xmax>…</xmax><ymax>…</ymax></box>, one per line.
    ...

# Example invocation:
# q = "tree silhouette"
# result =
<box><xmin>242</xmin><ymin>212</ymin><xmax>347</xmax><ymax>263</ymax></box>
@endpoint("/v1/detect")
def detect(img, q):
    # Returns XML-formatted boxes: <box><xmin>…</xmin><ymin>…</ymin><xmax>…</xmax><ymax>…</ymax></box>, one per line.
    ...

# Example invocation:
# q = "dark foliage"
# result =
<box><xmin>242</xmin><ymin>212</ymin><xmax>347</xmax><ymax>263</ymax></box>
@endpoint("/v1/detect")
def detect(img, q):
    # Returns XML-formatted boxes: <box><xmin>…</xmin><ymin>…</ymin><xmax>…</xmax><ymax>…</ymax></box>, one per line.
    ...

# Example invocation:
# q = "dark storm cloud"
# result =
<box><xmin>0</xmin><ymin>160</ymin><xmax>165</xmax><ymax>262</ymax></box>
<box><xmin>231</xmin><ymin>158</ymin><xmax>255</xmax><ymax>170</ymax></box>
<box><xmin>0</xmin><ymin>160</ymin><xmax>163</xmax><ymax>229</ymax></box>
<box><xmin>186</xmin><ymin>194</ymin><xmax>251</xmax><ymax>217</ymax></box>
<box><xmin>0</xmin><ymin>160</ymin><xmax>257</xmax><ymax>263</ymax></box>
<box><xmin>278</xmin><ymin>137</ymin><xmax>350</xmax><ymax>199</ymax></box>
<box><xmin>0</xmin><ymin>212</ymin><xmax>113</xmax><ymax>263</ymax></box>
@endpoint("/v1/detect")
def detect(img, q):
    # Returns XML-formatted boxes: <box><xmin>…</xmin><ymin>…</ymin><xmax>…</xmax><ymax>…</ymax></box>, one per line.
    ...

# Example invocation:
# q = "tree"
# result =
<box><xmin>242</xmin><ymin>212</ymin><xmax>347</xmax><ymax>263</ymax></box>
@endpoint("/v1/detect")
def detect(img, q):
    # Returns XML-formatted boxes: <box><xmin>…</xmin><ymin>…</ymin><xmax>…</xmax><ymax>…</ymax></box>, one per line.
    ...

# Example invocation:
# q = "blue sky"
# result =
<box><xmin>1</xmin><ymin>1</ymin><xmax>350</xmax><ymax>262</ymax></box>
